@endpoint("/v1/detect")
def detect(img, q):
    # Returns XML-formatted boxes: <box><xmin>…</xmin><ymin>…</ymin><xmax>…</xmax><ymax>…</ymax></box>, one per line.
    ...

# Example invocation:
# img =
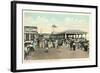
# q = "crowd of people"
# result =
<box><xmin>31</xmin><ymin>37</ymin><xmax>89</xmax><ymax>52</ymax></box>
<box><xmin>24</xmin><ymin>37</ymin><xmax>89</xmax><ymax>58</ymax></box>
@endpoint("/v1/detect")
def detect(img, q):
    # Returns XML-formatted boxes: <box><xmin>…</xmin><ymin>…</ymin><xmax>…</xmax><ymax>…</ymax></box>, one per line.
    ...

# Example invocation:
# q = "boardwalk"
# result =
<box><xmin>25</xmin><ymin>46</ymin><xmax>89</xmax><ymax>60</ymax></box>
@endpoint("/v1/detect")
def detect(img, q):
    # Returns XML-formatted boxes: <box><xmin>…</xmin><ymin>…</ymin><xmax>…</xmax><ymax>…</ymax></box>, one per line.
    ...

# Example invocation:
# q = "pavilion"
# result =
<box><xmin>50</xmin><ymin>30</ymin><xmax>87</xmax><ymax>40</ymax></box>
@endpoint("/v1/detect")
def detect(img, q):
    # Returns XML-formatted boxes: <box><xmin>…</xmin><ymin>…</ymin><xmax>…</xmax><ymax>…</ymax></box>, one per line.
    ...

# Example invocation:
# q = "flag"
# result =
<box><xmin>52</xmin><ymin>25</ymin><xmax>56</xmax><ymax>28</ymax></box>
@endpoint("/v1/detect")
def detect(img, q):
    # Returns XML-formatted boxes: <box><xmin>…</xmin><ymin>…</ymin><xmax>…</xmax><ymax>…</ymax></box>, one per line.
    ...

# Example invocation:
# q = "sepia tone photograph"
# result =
<box><xmin>23</xmin><ymin>10</ymin><xmax>90</xmax><ymax>61</ymax></box>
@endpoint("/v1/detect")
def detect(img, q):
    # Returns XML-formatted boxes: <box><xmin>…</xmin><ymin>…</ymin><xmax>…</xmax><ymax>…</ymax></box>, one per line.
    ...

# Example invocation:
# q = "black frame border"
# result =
<box><xmin>11</xmin><ymin>1</ymin><xmax>98</xmax><ymax>72</ymax></box>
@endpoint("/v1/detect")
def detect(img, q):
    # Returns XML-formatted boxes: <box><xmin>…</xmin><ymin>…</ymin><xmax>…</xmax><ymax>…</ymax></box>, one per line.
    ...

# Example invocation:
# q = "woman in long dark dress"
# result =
<box><xmin>70</xmin><ymin>40</ymin><xmax>74</xmax><ymax>50</ymax></box>
<box><xmin>72</xmin><ymin>42</ymin><xmax>76</xmax><ymax>51</ymax></box>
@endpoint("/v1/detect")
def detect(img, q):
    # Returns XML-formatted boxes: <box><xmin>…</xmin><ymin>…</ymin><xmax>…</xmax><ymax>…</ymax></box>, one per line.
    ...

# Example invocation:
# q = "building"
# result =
<box><xmin>38</xmin><ymin>33</ymin><xmax>50</xmax><ymax>40</ymax></box>
<box><xmin>24</xmin><ymin>26</ymin><xmax>38</xmax><ymax>41</ymax></box>
<box><xmin>50</xmin><ymin>30</ymin><xmax>87</xmax><ymax>40</ymax></box>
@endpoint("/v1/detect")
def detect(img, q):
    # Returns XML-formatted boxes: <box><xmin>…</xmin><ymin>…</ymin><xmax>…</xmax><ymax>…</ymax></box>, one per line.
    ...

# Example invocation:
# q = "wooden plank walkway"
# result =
<box><xmin>25</xmin><ymin>46</ymin><xmax>89</xmax><ymax>60</ymax></box>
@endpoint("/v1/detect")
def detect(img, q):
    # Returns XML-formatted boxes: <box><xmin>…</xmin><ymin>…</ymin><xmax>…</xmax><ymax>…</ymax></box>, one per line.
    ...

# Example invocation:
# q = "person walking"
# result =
<box><xmin>55</xmin><ymin>39</ymin><xmax>58</xmax><ymax>48</ymax></box>
<box><xmin>70</xmin><ymin>40</ymin><xmax>73</xmax><ymax>50</ymax></box>
<box><xmin>32</xmin><ymin>39</ymin><xmax>37</xmax><ymax>51</ymax></box>
<box><xmin>72</xmin><ymin>41</ymin><xmax>76</xmax><ymax>51</ymax></box>
<box><xmin>44</xmin><ymin>39</ymin><xmax>49</xmax><ymax>53</ymax></box>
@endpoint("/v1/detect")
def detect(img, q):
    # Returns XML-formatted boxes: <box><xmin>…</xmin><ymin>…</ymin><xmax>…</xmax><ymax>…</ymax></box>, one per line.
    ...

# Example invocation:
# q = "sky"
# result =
<box><xmin>23</xmin><ymin>11</ymin><xmax>90</xmax><ymax>34</ymax></box>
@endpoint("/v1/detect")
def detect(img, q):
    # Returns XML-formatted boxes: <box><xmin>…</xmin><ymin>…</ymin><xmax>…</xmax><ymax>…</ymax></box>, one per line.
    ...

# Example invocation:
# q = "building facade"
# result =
<box><xmin>50</xmin><ymin>30</ymin><xmax>87</xmax><ymax>40</ymax></box>
<box><xmin>24</xmin><ymin>26</ymin><xmax>38</xmax><ymax>42</ymax></box>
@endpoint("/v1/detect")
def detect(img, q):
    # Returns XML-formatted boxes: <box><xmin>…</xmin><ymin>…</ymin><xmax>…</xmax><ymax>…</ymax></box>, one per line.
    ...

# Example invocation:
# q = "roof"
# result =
<box><xmin>24</xmin><ymin>26</ymin><xmax>37</xmax><ymax>29</ymax></box>
<box><xmin>24</xmin><ymin>31</ymin><xmax>38</xmax><ymax>34</ymax></box>
<box><xmin>53</xmin><ymin>30</ymin><xmax>87</xmax><ymax>35</ymax></box>
<box><xmin>24</xmin><ymin>26</ymin><xmax>37</xmax><ymax>32</ymax></box>
<box><xmin>39</xmin><ymin>33</ymin><xmax>50</xmax><ymax>35</ymax></box>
